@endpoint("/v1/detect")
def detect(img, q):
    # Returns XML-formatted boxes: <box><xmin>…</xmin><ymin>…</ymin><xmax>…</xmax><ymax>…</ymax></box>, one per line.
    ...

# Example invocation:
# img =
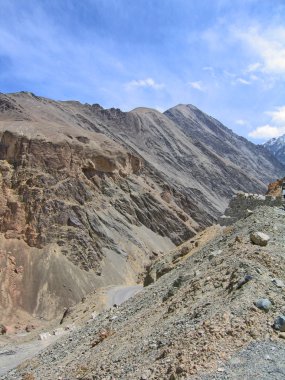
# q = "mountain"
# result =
<box><xmin>0</xmin><ymin>91</ymin><xmax>284</xmax><ymax>325</ymax></box>
<box><xmin>264</xmin><ymin>134</ymin><xmax>285</xmax><ymax>164</ymax></box>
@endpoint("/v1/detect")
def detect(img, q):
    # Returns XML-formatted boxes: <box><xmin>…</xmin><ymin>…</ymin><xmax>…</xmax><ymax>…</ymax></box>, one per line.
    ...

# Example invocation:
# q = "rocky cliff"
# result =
<box><xmin>0</xmin><ymin>91</ymin><xmax>284</xmax><ymax>323</ymax></box>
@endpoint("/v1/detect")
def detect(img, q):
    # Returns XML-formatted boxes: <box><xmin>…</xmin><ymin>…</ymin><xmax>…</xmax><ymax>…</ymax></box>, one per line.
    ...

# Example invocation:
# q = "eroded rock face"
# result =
<box><xmin>0</xmin><ymin>94</ymin><xmax>196</xmax><ymax>322</ymax></box>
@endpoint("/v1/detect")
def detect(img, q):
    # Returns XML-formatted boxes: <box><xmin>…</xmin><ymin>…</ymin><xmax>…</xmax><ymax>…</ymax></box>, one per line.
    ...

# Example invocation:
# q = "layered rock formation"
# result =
<box><xmin>0</xmin><ymin>91</ymin><xmax>284</xmax><ymax>323</ymax></box>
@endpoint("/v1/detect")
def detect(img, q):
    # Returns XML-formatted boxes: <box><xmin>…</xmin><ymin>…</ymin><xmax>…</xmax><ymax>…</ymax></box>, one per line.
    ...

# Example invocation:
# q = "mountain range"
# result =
<box><xmin>0</xmin><ymin>91</ymin><xmax>284</xmax><ymax>325</ymax></box>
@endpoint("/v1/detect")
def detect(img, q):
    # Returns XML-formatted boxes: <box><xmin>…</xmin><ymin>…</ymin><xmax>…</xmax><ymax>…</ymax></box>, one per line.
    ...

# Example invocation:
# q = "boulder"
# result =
<box><xmin>250</xmin><ymin>232</ymin><xmax>270</xmax><ymax>246</ymax></box>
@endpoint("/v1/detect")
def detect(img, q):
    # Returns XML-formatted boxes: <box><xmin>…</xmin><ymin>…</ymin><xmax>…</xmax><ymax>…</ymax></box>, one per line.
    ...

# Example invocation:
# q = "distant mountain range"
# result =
<box><xmin>264</xmin><ymin>134</ymin><xmax>285</xmax><ymax>164</ymax></box>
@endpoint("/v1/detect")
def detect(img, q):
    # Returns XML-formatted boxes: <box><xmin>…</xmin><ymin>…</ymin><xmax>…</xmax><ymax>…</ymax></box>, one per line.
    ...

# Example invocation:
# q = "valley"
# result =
<box><xmin>0</xmin><ymin>92</ymin><xmax>284</xmax><ymax>379</ymax></box>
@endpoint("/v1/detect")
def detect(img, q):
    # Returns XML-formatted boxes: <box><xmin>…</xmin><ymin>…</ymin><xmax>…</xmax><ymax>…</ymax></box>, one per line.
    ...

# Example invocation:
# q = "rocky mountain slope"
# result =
<box><xmin>4</xmin><ymin>203</ymin><xmax>285</xmax><ymax>380</ymax></box>
<box><xmin>0</xmin><ymin>91</ymin><xmax>284</xmax><ymax>325</ymax></box>
<box><xmin>264</xmin><ymin>134</ymin><xmax>285</xmax><ymax>164</ymax></box>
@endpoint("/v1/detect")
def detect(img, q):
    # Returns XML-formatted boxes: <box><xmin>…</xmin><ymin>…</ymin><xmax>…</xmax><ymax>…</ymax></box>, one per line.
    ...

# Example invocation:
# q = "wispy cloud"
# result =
<box><xmin>189</xmin><ymin>81</ymin><xmax>205</xmax><ymax>91</ymax></box>
<box><xmin>235</xmin><ymin>26</ymin><xmax>285</xmax><ymax>75</ymax></box>
<box><xmin>246</xmin><ymin>62</ymin><xmax>262</xmax><ymax>73</ymax></box>
<box><xmin>267</xmin><ymin>106</ymin><xmax>285</xmax><ymax>124</ymax></box>
<box><xmin>125</xmin><ymin>78</ymin><xmax>164</xmax><ymax>90</ymax></box>
<box><xmin>235</xmin><ymin>119</ymin><xmax>248</xmax><ymax>126</ymax></box>
<box><xmin>236</xmin><ymin>78</ymin><xmax>251</xmax><ymax>85</ymax></box>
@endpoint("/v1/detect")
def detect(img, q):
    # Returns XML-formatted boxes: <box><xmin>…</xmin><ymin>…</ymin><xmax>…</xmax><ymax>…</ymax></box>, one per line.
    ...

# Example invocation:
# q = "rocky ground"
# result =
<box><xmin>2</xmin><ymin>204</ymin><xmax>284</xmax><ymax>379</ymax></box>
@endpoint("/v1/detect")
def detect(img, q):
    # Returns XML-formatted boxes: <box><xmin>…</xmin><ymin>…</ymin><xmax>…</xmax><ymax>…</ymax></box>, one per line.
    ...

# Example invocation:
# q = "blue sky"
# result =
<box><xmin>0</xmin><ymin>0</ymin><xmax>285</xmax><ymax>142</ymax></box>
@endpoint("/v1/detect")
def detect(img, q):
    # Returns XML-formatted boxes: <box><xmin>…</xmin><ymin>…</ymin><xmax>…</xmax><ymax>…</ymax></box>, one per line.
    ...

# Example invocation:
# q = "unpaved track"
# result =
<box><xmin>106</xmin><ymin>285</ymin><xmax>142</xmax><ymax>308</ymax></box>
<box><xmin>0</xmin><ymin>336</ymin><xmax>60</xmax><ymax>377</ymax></box>
<box><xmin>0</xmin><ymin>285</ymin><xmax>142</xmax><ymax>378</ymax></box>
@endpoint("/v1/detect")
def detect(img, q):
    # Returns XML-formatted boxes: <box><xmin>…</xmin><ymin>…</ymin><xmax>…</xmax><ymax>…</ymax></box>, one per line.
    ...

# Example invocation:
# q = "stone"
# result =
<box><xmin>273</xmin><ymin>315</ymin><xmax>285</xmax><ymax>332</ymax></box>
<box><xmin>237</xmin><ymin>274</ymin><xmax>253</xmax><ymax>289</ymax></box>
<box><xmin>255</xmin><ymin>298</ymin><xmax>272</xmax><ymax>312</ymax></box>
<box><xmin>0</xmin><ymin>324</ymin><xmax>7</xmax><ymax>335</ymax></box>
<box><xmin>25</xmin><ymin>324</ymin><xmax>35</xmax><ymax>332</ymax></box>
<box><xmin>175</xmin><ymin>366</ymin><xmax>184</xmax><ymax>374</ymax></box>
<box><xmin>279</xmin><ymin>332</ymin><xmax>285</xmax><ymax>339</ymax></box>
<box><xmin>250</xmin><ymin>232</ymin><xmax>270</xmax><ymax>246</ymax></box>
<box><xmin>209</xmin><ymin>249</ymin><xmax>222</xmax><ymax>260</ymax></box>
<box><xmin>272</xmin><ymin>278</ymin><xmax>285</xmax><ymax>288</ymax></box>
<box><xmin>235</xmin><ymin>235</ymin><xmax>243</xmax><ymax>243</ymax></box>
<box><xmin>53</xmin><ymin>328</ymin><xmax>65</xmax><ymax>336</ymax></box>
<box><xmin>180</xmin><ymin>246</ymin><xmax>189</xmax><ymax>255</ymax></box>
<box><xmin>91</xmin><ymin>312</ymin><xmax>97</xmax><ymax>319</ymax></box>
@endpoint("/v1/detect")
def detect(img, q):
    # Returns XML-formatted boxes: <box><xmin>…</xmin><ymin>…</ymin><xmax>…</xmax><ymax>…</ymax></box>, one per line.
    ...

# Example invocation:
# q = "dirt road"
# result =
<box><xmin>0</xmin><ymin>285</ymin><xmax>143</xmax><ymax>377</ymax></box>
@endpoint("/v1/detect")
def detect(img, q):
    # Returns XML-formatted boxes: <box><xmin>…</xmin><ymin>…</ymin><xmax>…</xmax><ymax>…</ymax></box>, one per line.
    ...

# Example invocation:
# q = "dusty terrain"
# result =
<box><xmin>2</xmin><ymin>203</ymin><xmax>285</xmax><ymax>379</ymax></box>
<box><xmin>0</xmin><ymin>91</ymin><xmax>284</xmax><ymax>366</ymax></box>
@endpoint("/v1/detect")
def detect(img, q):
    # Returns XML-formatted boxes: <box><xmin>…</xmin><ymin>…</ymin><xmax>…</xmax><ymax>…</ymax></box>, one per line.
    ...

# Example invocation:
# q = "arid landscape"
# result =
<box><xmin>1</xmin><ymin>1</ymin><xmax>285</xmax><ymax>379</ymax></box>
<box><xmin>0</xmin><ymin>91</ymin><xmax>284</xmax><ymax>379</ymax></box>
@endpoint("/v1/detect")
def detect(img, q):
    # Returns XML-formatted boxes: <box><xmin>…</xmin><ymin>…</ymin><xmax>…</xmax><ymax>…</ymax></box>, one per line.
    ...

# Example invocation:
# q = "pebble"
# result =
<box><xmin>237</xmin><ymin>274</ymin><xmax>253</xmax><ymax>289</ymax></box>
<box><xmin>273</xmin><ymin>315</ymin><xmax>285</xmax><ymax>332</ymax></box>
<box><xmin>255</xmin><ymin>298</ymin><xmax>272</xmax><ymax>312</ymax></box>
<box><xmin>272</xmin><ymin>278</ymin><xmax>285</xmax><ymax>288</ymax></box>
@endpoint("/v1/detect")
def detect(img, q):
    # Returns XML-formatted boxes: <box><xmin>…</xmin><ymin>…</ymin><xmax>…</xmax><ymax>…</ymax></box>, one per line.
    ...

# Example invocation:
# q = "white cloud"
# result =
<box><xmin>236</xmin><ymin>27</ymin><xmax>285</xmax><ymax>74</ymax></box>
<box><xmin>189</xmin><ymin>81</ymin><xmax>205</xmax><ymax>91</ymax></box>
<box><xmin>248</xmin><ymin>124</ymin><xmax>283</xmax><ymax>139</ymax></box>
<box><xmin>249</xmin><ymin>105</ymin><xmax>285</xmax><ymax>139</ymax></box>
<box><xmin>267</xmin><ymin>106</ymin><xmax>285</xmax><ymax>124</ymax></box>
<box><xmin>126</xmin><ymin>78</ymin><xmax>164</xmax><ymax>90</ymax></box>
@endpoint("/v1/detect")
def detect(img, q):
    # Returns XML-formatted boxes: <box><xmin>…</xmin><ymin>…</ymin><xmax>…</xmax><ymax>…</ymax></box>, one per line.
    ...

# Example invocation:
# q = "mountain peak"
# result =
<box><xmin>264</xmin><ymin>133</ymin><xmax>285</xmax><ymax>164</ymax></box>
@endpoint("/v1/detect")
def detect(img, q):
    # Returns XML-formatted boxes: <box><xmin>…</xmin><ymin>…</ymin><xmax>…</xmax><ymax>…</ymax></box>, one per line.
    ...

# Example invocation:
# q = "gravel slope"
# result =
<box><xmin>3</xmin><ymin>205</ymin><xmax>285</xmax><ymax>380</ymax></box>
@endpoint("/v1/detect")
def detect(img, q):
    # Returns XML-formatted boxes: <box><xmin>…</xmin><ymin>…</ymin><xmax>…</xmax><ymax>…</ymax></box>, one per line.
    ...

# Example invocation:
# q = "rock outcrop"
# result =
<box><xmin>218</xmin><ymin>192</ymin><xmax>281</xmax><ymax>226</ymax></box>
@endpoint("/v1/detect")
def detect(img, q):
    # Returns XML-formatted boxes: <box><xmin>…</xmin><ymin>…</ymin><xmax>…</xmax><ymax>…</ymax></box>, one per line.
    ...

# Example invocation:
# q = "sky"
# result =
<box><xmin>0</xmin><ymin>0</ymin><xmax>285</xmax><ymax>143</ymax></box>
